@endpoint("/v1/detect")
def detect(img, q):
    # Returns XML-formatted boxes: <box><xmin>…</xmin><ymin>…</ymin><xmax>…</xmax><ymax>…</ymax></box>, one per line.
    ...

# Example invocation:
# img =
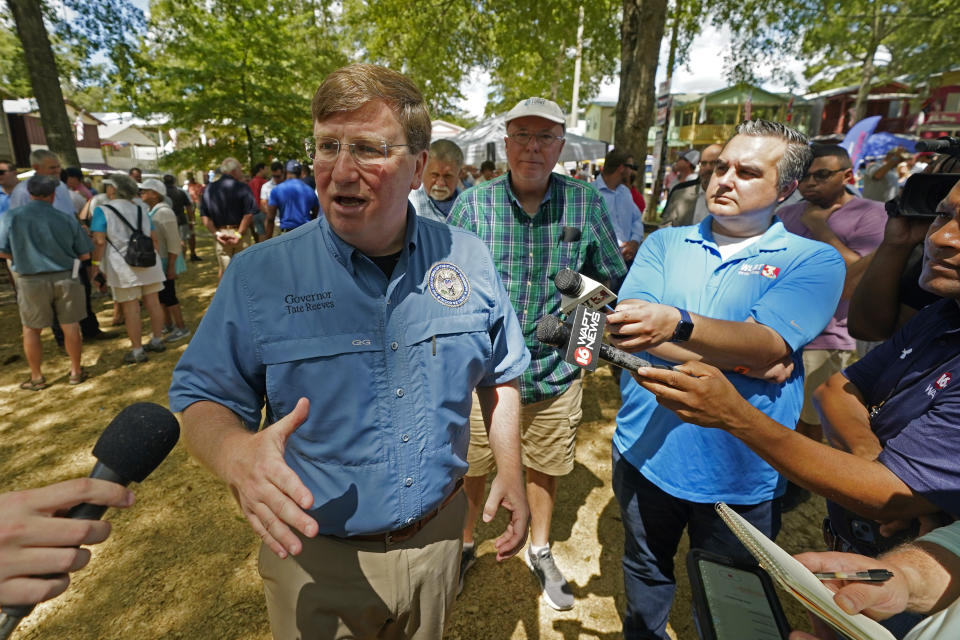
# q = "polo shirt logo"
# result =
<box><xmin>428</xmin><ymin>262</ymin><xmax>470</xmax><ymax>307</ymax></box>
<box><xmin>737</xmin><ymin>263</ymin><xmax>780</xmax><ymax>279</ymax></box>
<box><xmin>925</xmin><ymin>372</ymin><xmax>952</xmax><ymax>399</ymax></box>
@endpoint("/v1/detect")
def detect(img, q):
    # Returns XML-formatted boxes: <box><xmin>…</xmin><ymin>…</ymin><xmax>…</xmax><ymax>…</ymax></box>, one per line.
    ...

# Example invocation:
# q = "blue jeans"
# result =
<box><xmin>612</xmin><ymin>446</ymin><xmax>782</xmax><ymax>640</ymax></box>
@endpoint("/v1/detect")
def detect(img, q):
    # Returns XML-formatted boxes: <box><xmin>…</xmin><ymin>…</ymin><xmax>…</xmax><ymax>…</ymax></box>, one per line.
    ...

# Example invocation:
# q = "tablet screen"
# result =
<box><xmin>698</xmin><ymin>558</ymin><xmax>785</xmax><ymax>639</ymax></box>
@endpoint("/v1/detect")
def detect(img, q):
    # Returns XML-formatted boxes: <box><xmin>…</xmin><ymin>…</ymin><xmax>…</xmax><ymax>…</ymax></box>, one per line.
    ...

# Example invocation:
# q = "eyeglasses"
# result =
<box><xmin>304</xmin><ymin>136</ymin><xmax>411</xmax><ymax>166</ymax></box>
<box><xmin>624</xmin><ymin>163</ymin><xmax>639</xmax><ymax>171</ymax></box>
<box><xmin>800</xmin><ymin>168</ymin><xmax>846</xmax><ymax>183</ymax></box>
<box><xmin>506</xmin><ymin>132</ymin><xmax>565</xmax><ymax>148</ymax></box>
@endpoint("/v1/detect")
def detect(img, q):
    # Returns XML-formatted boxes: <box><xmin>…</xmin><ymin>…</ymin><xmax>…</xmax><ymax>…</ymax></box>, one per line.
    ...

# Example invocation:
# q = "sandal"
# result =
<box><xmin>69</xmin><ymin>369</ymin><xmax>89</xmax><ymax>385</ymax></box>
<box><xmin>20</xmin><ymin>377</ymin><xmax>47</xmax><ymax>391</ymax></box>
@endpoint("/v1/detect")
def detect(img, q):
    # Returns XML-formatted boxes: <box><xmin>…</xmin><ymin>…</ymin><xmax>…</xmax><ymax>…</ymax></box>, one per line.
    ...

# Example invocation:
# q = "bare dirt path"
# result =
<box><xmin>0</xmin><ymin>234</ymin><xmax>826</xmax><ymax>639</ymax></box>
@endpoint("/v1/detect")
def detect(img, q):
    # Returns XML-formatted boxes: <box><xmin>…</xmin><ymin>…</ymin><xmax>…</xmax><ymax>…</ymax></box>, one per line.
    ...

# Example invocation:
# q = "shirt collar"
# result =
<box><xmin>321</xmin><ymin>203</ymin><xmax>419</xmax><ymax>274</ymax></box>
<box><xmin>594</xmin><ymin>174</ymin><xmax>612</xmax><ymax>193</ymax></box>
<box><xmin>505</xmin><ymin>171</ymin><xmax>555</xmax><ymax>213</ymax></box>
<box><xmin>684</xmin><ymin>215</ymin><xmax>790</xmax><ymax>253</ymax></box>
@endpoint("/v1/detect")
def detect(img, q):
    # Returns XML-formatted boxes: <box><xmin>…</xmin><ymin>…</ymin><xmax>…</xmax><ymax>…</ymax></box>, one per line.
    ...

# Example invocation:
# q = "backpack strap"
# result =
<box><xmin>101</xmin><ymin>203</ymin><xmax>137</xmax><ymax>256</ymax></box>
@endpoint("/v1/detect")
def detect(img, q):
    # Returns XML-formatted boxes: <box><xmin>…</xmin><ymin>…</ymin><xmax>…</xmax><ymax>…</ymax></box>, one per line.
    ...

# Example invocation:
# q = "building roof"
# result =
<box><xmin>2</xmin><ymin>98</ymin><xmax>107</xmax><ymax>125</ymax></box>
<box><xmin>803</xmin><ymin>81</ymin><xmax>915</xmax><ymax>101</ymax></box>
<box><xmin>98</xmin><ymin>121</ymin><xmax>158</xmax><ymax>147</ymax></box>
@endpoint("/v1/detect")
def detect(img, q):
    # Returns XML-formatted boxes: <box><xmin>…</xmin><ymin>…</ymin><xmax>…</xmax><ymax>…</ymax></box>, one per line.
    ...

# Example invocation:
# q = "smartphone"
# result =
<box><xmin>687</xmin><ymin>549</ymin><xmax>790</xmax><ymax>640</ymax></box>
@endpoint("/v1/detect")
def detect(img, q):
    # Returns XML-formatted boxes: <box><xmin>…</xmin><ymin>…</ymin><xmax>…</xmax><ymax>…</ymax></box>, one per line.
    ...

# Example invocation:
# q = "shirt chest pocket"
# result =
<box><xmin>553</xmin><ymin>238</ymin><xmax>584</xmax><ymax>275</ymax></box>
<box><xmin>403</xmin><ymin>313</ymin><xmax>492</xmax><ymax>407</ymax></box>
<box><xmin>260</xmin><ymin>335</ymin><xmax>384</xmax><ymax>454</ymax></box>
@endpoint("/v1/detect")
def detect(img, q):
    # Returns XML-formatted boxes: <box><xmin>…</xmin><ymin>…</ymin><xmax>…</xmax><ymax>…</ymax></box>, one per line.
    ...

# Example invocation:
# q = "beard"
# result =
<box><xmin>429</xmin><ymin>185</ymin><xmax>453</xmax><ymax>201</ymax></box>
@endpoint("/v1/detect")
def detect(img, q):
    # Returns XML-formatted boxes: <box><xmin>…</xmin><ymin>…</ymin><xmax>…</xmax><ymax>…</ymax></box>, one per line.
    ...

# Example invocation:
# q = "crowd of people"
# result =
<box><xmin>2</xmin><ymin>61</ymin><xmax>960</xmax><ymax>640</ymax></box>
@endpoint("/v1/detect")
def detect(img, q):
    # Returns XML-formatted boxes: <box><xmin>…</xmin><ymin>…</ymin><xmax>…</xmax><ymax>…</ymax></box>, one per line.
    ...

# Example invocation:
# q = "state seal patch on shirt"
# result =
<box><xmin>428</xmin><ymin>262</ymin><xmax>470</xmax><ymax>307</ymax></box>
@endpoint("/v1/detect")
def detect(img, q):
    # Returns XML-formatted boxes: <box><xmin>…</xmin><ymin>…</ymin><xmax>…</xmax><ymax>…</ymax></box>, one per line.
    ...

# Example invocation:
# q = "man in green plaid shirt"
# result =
<box><xmin>449</xmin><ymin>97</ymin><xmax>626</xmax><ymax>610</ymax></box>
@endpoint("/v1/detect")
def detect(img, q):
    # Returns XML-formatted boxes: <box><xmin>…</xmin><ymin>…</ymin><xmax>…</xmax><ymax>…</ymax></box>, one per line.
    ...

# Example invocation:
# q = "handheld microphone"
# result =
<box><xmin>554</xmin><ymin>269</ymin><xmax>617</xmax><ymax>314</ymax></box>
<box><xmin>536</xmin><ymin>314</ymin><xmax>666</xmax><ymax>372</ymax></box>
<box><xmin>0</xmin><ymin>403</ymin><xmax>180</xmax><ymax>638</ymax></box>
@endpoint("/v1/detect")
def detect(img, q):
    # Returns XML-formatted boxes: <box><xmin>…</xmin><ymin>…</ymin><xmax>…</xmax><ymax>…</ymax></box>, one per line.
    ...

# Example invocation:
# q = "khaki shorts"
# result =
<box><xmin>467</xmin><ymin>376</ymin><xmax>584</xmax><ymax>477</ymax></box>
<box><xmin>214</xmin><ymin>231</ymin><xmax>249</xmax><ymax>272</ymax></box>
<box><xmin>111</xmin><ymin>281</ymin><xmax>164</xmax><ymax>304</ymax></box>
<box><xmin>17</xmin><ymin>271</ymin><xmax>85</xmax><ymax>329</ymax></box>
<box><xmin>258</xmin><ymin>491</ymin><xmax>465</xmax><ymax>640</ymax></box>
<box><xmin>800</xmin><ymin>348</ymin><xmax>857</xmax><ymax>424</ymax></box>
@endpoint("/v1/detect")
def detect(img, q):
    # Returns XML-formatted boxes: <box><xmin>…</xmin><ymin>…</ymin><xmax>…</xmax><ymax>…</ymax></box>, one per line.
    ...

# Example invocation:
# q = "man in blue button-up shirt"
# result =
<box><xmin>169</xmin><ymin>64</ymin><xmax>530</xmax><ymax>640</ymax></box>
<box><xmin>594</xmin><ymin>148</ymin><xmax>644</xmax><ymax>268</ymax></box>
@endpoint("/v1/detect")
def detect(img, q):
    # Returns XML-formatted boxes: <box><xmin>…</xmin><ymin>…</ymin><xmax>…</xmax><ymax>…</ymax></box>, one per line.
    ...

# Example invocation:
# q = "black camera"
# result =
<box><xmin>886</xmin><ymin>172</ymin><xmax>960</xmax><ymax>218</ymax></box>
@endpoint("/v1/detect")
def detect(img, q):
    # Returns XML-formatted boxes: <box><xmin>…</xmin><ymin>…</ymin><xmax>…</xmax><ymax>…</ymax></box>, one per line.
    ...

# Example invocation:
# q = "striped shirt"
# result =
<box><xmin>449</xmin><ymin>172</ymin><xmax>626</xmax><ymax>403</ymax></box>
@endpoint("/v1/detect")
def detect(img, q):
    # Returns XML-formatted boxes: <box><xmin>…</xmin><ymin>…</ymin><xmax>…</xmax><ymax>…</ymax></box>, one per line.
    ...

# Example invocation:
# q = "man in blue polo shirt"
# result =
<box><xmin>265</xmin><ymin>159</ymin><xmax>319</xmax><ymax>238</ymax></box>
<box><xmin>169</xmin><ymin>63</ymin><xmax>530</xmax><ymax>640</ymax></box>
<box><xmin>605</xmin><ymin>120</ymin><xmax>845</xmax><ymax>639</ymax></box>
<box><xmin>637</xmin><ymin>175</ymin><xmax>960</xmax><ymax>636</ymax></box>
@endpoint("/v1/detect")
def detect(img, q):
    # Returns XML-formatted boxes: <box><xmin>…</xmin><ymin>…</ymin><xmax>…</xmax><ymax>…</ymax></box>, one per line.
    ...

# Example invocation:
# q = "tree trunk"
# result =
<box><xmin>615</xmin><ymin>0</ymin><xmax>668</xmax><ymax>158</ymax></box>
<box><xmin>851</xmin><ymin>4</ymin><xmax>881</xmax><ymax>126</ymax></box>
<box><xmin>650</xmin><ymin>4</ymin><xmax>682</xmax><ymax>214</ymax></box>
<box><xmin>7</xmin><ymin>0</ymin><xmax>80</xmax><ymax>167</ymax></box>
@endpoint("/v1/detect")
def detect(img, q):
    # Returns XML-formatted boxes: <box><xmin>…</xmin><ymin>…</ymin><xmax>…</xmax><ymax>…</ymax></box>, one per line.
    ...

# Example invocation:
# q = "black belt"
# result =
<box><xmin>340</xmin><ymin>479</ymin><xmax>463</xmax><ymax>544</ymax></box>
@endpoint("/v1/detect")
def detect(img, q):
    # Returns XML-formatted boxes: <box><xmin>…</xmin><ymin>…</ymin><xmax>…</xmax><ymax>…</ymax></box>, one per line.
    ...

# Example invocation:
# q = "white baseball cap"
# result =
<box><xmin>139</xmin><ymin>178</ymin><xmax>166</xmax><ymax>195</ymax></box>
<box><xmin>504</xmin><ymin>97</ymin><xmax>566</xmax><ymax>125</ymax></box>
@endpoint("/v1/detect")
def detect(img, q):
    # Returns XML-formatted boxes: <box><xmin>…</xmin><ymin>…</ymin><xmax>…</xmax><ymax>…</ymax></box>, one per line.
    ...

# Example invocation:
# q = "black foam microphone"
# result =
<box><xmin>537</xmin><ymin>315</ymin><xmax>667</xmax><ymax>372</ymax></box>
<box><xmin>554</xmin><ymin>269</ymin><xmax>617</xmax><ymax>314</ymax></box>
<box><xmin>0</xmin><ymin>403</ymin><xmax>180</xmax><ymax>637</ymax></box>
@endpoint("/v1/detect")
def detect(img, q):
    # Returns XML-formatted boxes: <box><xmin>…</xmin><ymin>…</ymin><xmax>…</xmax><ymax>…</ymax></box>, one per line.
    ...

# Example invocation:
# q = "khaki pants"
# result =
<box><xmin>214</xmin><ymin>231</ymin><xmax>249</xmax><ymax>273</ymax></box>
<box><xmin>258</xmin><ymin>492</ymin><xmax>466</xmax><ymax>640</ymax></box>
<box><xmin>800</xmin><ymin>348</ymin><xmax>857</xmax><ymax>424</ymax></box>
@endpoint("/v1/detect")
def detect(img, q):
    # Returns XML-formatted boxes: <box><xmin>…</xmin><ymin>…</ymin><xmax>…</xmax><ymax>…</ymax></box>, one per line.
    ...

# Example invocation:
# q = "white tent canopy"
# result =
<box><xmin>446</xmin><ymin>114</ymin><xmax>607</xmax><ymax>166</ymax></box>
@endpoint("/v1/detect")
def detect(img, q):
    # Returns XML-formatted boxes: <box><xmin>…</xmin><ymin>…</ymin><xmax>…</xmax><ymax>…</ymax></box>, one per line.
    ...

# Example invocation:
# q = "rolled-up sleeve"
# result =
<box><xmin>482</xmin><ymin>261</ymin><xmax>530</xmax><ymax>387</ymax></box>
<box><xmin>169</xmin><ymin>259</ymin><xmax>266</xmax><ymax>429</ymax></box>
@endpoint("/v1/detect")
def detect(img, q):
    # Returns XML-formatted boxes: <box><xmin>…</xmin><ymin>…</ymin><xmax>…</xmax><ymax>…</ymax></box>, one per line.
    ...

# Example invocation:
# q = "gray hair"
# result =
<box><xmin>220</xmin><ymin>157</ymin><xmax>242</xmax><ymax>175</ymax></box>
<box><xmin>106</xmin><ymin>172</ymin><xmax>139</xmax><ymax>200</ymax></box>
<box><xmin>734</xmin><ymin>119</ymin><xmax>812</xmax><ymax>192</ymax></box>
<box><xmin>428</xmin><ymin>139</ymin><xmax>464</xmax><ymax>168</ymax></box>
<box><xmin>29</xmin><ymin>148</ymin><xmax>59</xmax><ymax>168</ymax></box>
<box><xmin>26</xmin><ymin>174</ymin><xmax>59</xmax><ymax>197</ymax></box>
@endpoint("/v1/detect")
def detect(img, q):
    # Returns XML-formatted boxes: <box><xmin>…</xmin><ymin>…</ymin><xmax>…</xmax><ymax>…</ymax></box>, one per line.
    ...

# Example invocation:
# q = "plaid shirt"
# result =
<box><xmin>449</xmin><ymin>172</ymin><xmax>627</xmax><ymax>404</ymax></box>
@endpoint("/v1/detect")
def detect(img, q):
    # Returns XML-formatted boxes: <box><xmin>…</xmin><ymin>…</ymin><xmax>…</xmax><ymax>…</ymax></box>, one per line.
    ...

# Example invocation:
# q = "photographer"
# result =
<box><xmin>848</xmin><ymin>155</ymin><xmax>960</xmax><ymax>342</ymax></box>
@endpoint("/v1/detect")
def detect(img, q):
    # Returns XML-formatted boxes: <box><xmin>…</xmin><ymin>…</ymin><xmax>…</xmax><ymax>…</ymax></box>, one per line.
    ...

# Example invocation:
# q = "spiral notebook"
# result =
<box><xmin>715</xmin><ymin>502</ymin><xmax>896</xmax><ymax>640</ymax></box>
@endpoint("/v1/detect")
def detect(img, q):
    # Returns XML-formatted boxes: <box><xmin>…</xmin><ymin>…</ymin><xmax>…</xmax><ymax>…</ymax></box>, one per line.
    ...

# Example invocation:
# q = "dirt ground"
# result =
<box><xmin>0</xmin><ymin>233</ymin><xmax>829</xmax><ymax>639</ymax></box>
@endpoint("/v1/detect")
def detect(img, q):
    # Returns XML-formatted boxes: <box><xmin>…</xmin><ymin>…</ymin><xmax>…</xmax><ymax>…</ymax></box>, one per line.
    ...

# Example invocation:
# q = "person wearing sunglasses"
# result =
<box><xmin>594</xmin><ymin>148</ymin><xmax>644</xmax><ymax>268</ymax></box>
<box><xmin>776</xmin><ymin>144</ymin><xmax>888</xmax><ymax>511</ymax></box>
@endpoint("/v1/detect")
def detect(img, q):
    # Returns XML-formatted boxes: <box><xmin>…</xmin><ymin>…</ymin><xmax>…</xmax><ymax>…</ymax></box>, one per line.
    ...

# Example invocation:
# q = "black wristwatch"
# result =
<box><xmin>671</xmin><ymin>307</ymin><xmax>694</xmax><ymax>342</ymax></box>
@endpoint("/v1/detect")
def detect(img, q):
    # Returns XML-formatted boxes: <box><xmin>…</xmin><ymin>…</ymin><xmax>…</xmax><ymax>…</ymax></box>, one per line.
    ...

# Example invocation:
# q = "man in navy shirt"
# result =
<box><xmin>265</xmin><ymin>159</ymin><xmax>319</xmax><ymax>238</ymax></box>
<box><xmin>199</xmin><ymin>157</ymin><xmax>258</xmax><ymax>282</ymax></box>
<box><xmin>169</xmin><ymin>63</ymin><xmax>530</xmax><ymax>640</ymax></box>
